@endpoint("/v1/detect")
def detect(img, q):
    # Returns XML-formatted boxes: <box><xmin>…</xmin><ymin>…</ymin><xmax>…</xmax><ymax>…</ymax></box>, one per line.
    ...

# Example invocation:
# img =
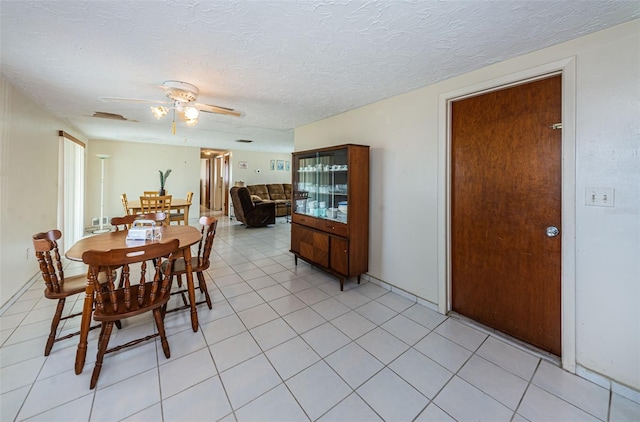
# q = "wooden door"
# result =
<box><xmin>214</xmin><ymin>156</ymin><xmax>223</xmax><ymax>211</ymax></box>
<box><xmin>451</xmin><ymin>75</ymin><xmax>562</xmax><ymax>356</ymax></box>
<box><xmin>200</xmin><ymin>158</ymin><xmax>211</xmax><ymax>208</ymax></box>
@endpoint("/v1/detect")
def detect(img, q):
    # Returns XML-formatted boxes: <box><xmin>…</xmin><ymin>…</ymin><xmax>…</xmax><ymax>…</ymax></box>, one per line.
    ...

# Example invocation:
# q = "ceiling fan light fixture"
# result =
<box><xmin>184</xmin><ymin>106</ymin><xmax>199</xmax><ymax>120</ymax></box>
<box><xmin>151</xmin><ymin>106</ymin><xmax>168</xmax><ymax>119</ymax></box>
<box><xmin>108</xmin><ymin>80</ymin><xmax>240</xmax><ymax>134</ymax></box>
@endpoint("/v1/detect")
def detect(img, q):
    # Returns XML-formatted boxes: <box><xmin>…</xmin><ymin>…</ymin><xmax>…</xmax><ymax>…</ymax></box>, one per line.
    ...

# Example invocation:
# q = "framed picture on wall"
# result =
<box><xmin>276</xmin><ymin>160</ymin><xmax>284</xmax><ymax>171</ymax></box>
<box><xmin>285</xmin><ymin>161</ymin><xmax>290</xmax><ymax>171</ymax></box>
<box><xmin>238</xmin><ymin>161</ymin><xmax>248</xmax><ymax>169</ymax></box>
<box><xmin>270</xmin><ymin>160</ymin><xmax>275</xmax><ymax>170</ymax></box>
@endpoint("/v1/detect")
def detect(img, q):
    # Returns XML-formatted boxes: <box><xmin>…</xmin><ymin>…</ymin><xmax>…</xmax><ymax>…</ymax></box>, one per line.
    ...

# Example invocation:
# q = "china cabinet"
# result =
<box><xmin>290</xmin><ymin>144</ymin><xmax>369</xmax><ymax>290</ymax></box>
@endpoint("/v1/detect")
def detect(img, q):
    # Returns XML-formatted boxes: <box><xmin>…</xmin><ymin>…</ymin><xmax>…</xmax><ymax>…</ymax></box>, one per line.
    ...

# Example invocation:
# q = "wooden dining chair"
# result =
<box><xmin>120</xmin><ymin>193</ymin><xmax>130</xmax><ymax>216</ymax></box>
<box><xmin>110</xmin><ymin>212</ymin><xmax>167</xmax><ymax>231</ymax></box>
<box><xmin>140</xmin><ymin>195</ymin><xmax>172</xmax><ymax>225</ymax></box>
<box><xmin>163</xmin><ymin>216</ymin><xmax>218</xmax><ymax>313</ymax></box>
<box><xmin>169</xmin><ymin>191</ymin><xmax>194</xmax><ymax>225</ymax></box>
<box><xmin>110</xmin><ymin>212</ymin><xmax>169</xmax><ymax>288</ymax></box>
<box><xmin>32</xmin><ymin>230</ymin><xmax>107</xmax><ymax>356</ymax></box>
<box><xmin>81</xmin><ymin>239</ymin><xmax>180</xmax><ymax>389</ymax></box>
<box><xmin>143</xmin><ymin>191</ymin><xmax>159</xmax><ymax>196</ymax></box>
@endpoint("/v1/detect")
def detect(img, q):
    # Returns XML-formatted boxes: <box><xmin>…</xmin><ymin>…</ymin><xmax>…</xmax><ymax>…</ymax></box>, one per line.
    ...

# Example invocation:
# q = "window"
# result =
<box><xmin>58</xmin><ymin>131</ymin><xmax>85</xmax><ymax>251</ymax></box>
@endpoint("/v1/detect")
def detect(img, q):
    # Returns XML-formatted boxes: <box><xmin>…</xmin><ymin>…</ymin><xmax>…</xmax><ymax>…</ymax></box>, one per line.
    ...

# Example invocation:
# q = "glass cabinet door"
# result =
<box><xmin>293</xmin><ymin>147</ymin><xmax>348</xmax><ymax>223</ymax></box>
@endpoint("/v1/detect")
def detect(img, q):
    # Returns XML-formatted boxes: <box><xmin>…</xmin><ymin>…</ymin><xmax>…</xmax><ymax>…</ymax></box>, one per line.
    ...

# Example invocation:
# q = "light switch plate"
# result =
<box><xmin>585</xmin><ymin>187</ymin><xmax>614</xmax><ymax>207</ymax></box>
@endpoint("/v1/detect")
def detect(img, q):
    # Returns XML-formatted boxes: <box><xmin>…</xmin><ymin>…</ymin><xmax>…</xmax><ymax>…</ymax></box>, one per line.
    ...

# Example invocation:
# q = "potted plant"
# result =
<box><xmin>159</xmin><ymin>169</ymin><xmax>172</xmax><ymax>195</ymax></box>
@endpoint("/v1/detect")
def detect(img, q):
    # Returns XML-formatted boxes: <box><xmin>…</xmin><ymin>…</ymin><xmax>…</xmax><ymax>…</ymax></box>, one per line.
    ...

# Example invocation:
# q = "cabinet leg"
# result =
<box><xmin>357</xmin><ymin>275</ymin><xmax>361</xmax><ymax>284</ymax></box>
<box><xmin>294</xmin><ymin>255</ymin><xmax>298</xmax><ymax>266</ymax></box>
<box><xmin>340</xmin><ymin>278</ymin><xmax>344</xmax><ymax>291</ymax></box>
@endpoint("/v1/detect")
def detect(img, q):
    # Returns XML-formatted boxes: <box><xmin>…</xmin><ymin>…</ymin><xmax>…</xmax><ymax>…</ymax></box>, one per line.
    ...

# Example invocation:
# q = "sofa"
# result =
<box><xmin>246</xmin><ymin>184</ymin><xmax>292</xmax><ymax>217</ymax></box>
<box><xmin>230</xmin><ymin>187</ymin><xmax>276</xmax><ymax>227</ymax></box>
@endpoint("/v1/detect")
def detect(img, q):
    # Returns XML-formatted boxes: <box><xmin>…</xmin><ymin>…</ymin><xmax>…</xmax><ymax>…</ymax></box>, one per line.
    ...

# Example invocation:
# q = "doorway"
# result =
<box><xmin>200</xmin><ymin>149</ymin><xmax>229</xmax><ymax>214</ymax></box>
<box><xmin>450</xmin><ymin>75</ymin><xmax>562</xmax><ymax>356</ymax></box>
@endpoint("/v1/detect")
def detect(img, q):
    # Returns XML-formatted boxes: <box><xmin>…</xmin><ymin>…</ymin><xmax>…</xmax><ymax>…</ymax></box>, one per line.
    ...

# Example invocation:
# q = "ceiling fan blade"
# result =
<box><xmin>195</xmin><ymin>102</ymin><xmax>242</xmax><ymax>117</ymax></box>
<box><xmin>100</xmin><ymin>97</ymin><xmax>170</xmax><ymax>104</ymax></box>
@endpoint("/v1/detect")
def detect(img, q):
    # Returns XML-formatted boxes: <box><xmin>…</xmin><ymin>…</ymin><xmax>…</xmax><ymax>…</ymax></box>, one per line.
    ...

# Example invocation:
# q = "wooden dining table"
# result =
<box><xmin>127</xmin><ymin>198</ymin><xmax>191</xmax><ymax>225</ymax></box>
<box><xmin>65</xmin><ymin>225</ymin><xmax>202</xmax><ymax>375</ymax></box>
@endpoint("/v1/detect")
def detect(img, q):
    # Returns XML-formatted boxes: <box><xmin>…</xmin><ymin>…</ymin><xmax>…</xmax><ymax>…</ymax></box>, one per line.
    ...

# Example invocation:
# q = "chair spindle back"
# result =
<box><xmin>82</xmin><ymin>240</ymin><xmax>179</xmax><ymax>314</ymax></box>
<box><xmin>32</xmin><ymin>230</ymin><xmax>64</xmax><ymax>294</ymax></box>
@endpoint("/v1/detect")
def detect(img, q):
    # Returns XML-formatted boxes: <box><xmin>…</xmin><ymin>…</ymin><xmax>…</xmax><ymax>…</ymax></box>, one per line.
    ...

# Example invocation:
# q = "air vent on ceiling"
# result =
<box><xmin>93</xmin><ymin>111</ymin><xmax>128</xmax><ymax>120</ymax></box>
<box><xmin>235</xmin><ymin>139</ymin><xmax>253</xmax><ymax>143</ymax></box>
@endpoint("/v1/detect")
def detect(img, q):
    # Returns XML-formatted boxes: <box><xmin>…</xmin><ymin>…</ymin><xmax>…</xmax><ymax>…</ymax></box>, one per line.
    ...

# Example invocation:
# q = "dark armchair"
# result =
<box><xmin>230</xmin><ymin>186</ymin><xmax>276</xmax><ymax>227</ymax></box>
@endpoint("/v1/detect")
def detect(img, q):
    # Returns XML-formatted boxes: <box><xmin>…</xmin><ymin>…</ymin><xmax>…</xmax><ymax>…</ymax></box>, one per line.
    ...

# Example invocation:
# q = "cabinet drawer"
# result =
<box><xmin>292</xmin><ymin>213</ymin><xmax>315</xmax><ymax>227</ymax></box>
<box><xmin>292</xmin><ymin>214</ymin><xmax>348</xmax><ymax>237</ymax></box>
<box><xmin>321</xmin><ymin>220</ymin><xmax>347</xmax><ymax>237</ymax></box>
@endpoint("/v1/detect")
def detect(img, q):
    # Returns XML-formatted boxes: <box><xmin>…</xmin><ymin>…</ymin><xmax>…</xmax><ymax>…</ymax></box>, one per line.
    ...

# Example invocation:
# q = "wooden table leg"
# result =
<box><xmin>75</xmin><ymin>282</ymin><xmax>94</xmax><ymax>374</ymax></box>
<box><xmin>183</xmin><ymin>247</ymin><xmax>199</xmax><ymax>332</ymax></box>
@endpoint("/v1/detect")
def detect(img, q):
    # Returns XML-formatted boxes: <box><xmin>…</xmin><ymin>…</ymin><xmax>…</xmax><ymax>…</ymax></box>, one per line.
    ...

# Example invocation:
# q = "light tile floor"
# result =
<box><xmin>1</xmin><ymin>215</ymin><xmax>639</xmax><ymax>421</ymax></box>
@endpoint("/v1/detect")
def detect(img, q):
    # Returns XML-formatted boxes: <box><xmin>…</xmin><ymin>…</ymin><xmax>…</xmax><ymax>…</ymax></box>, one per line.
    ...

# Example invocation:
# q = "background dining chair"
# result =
<box><xmin>163</xmin><ymin>216</ymin><xmax>218</xmax><ymax>313</ymax></box>
<box><xmin>139</xmin><ymin>195</ymin><xmax>172</xmax><ymax>225</ymax></box>
<box><xmin>111</xmin><ymin>212</ymin><xmax>167</xmax><ymax>231</ymax></box>
<box><xmin>169</xmin><ymin>191</ymin><xmax>193</xmax><ymax>225</ymax></box>
<box><xmin>32</xmin><ymin>230</ymin><xmax>106</xmax><ymax>356</ymax></box>
<box><xmin>120</xmin><ymin>193</ymin><xmax>130</xmax><ymax>216</ymax></box>
<box><xmin>143</xmin><ymin>191</ymin><xmax>159</xmax><ymax>196</ymax></box>
<box><xmin>81</xmin><ymin>239</ymin><xmax>180</xmax><ymax>389</ymax></box>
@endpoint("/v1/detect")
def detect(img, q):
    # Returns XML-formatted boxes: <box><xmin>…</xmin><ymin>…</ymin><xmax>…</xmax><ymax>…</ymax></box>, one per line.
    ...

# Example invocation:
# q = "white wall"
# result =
<box><xmin>83</xmin><ymin>144</ymin><xmax>293</xmax><ymax>223</ymax></box>
<box><xmin>295</xmin><ymin>21</ymin><xmax>640</xmax><ymax>390</ymax></box>
<box><xmin>87</xmin><ymin>140</ymin><xmax>201</xmax><ymax>226</ymax></box>
<box><xmin>0</xmin><ymin>76</ymin><xmax>89</xmax><ymax>306</ymax></box>
<box><xmin>230</xmin><ymin>150</ymin><xmax>292</xmax><ymax>187</ymax></box>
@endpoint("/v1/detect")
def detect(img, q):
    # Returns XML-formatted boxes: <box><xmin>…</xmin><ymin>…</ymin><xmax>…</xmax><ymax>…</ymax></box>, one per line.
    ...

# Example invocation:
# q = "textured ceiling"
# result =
<box><xmin>1</xmin><ymin>1</ymin><xmax>638</xmax><ymax>152</ymax></box>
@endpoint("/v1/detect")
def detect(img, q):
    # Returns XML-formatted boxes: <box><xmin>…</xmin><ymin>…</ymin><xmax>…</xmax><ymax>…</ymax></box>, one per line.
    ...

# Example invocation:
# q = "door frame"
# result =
<box><xmin>437</xmin><ymin>57</ymin><xmax>577</xmax><ymax>372</ymax></box>
<box><xmin>223</xmin><ymin>153</ymin><xmax>231</xmax><ymax>216</ymax></box>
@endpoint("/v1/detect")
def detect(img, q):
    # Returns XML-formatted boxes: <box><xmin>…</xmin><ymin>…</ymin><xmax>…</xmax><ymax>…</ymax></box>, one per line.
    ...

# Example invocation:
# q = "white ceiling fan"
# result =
<box><xmin>101</xmin><ymin>80</ymin><xmax>241</xmax><ymax>134</ymax></box>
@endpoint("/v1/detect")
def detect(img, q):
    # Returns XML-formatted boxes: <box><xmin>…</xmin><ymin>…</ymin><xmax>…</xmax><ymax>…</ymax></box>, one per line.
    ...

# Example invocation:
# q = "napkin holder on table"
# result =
<box><xmin>126</xmin><ymin>220</ymin><xmax>162</xmax><ymax>241</ymax></box>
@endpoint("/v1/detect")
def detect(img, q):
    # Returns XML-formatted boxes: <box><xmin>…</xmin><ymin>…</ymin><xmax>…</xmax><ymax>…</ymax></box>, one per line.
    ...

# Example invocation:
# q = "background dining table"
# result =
<box><xmin>65</xmin><ymin>225</ymin><xmax>202</xmax><ymax>375</ymax></box>
<box><xmin>127</xmin><ymin>198</ymin><xmax>191</xmax><ymax>225</ymax></box>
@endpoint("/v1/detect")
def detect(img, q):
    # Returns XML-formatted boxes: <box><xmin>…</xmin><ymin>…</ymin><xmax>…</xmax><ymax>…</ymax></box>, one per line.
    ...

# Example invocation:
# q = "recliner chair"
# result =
<box><xmin>230</xmin><ymin>186</ymin><xmax>276</xmax><ymax>227</ymax></box>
